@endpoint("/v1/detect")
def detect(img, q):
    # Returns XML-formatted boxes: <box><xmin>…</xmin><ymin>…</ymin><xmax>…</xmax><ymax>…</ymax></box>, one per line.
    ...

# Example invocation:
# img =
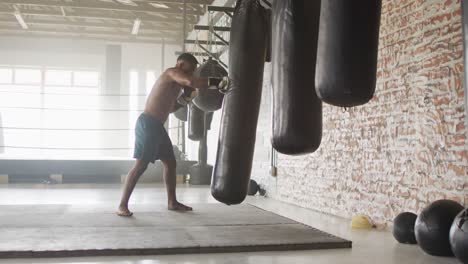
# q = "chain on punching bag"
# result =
<box><xmin>211</xmin><ymin>0</ymin><xmax>268</xmax><ymax>205</ymax></box>
<box><xmin>271</xmin><ymin>0</ymin><xmax>322</xmax><ymax>155</ymax></box>
<box><xmin>315</xmin><ymin>0</ymin><xmax>382</xmax><ymax>107</ymax></box>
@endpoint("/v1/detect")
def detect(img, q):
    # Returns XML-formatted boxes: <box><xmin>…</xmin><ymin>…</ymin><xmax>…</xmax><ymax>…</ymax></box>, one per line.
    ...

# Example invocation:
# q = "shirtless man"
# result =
<box><xmin>117</xmin><ymin>53</ymin><xmax>227</xmax><ymax>216</ymax></box>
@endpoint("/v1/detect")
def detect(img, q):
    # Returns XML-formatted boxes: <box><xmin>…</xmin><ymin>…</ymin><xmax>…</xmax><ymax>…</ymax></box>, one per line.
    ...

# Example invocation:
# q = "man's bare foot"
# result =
<box><xmin>116</xmin><ymin>206</ymin><xmax>133</xmax><ymax>217</ymax></box>
<box><xmin>168</xmin><ymin>201</ymin><xmax>193</xmax><ymax>211</ymax></box>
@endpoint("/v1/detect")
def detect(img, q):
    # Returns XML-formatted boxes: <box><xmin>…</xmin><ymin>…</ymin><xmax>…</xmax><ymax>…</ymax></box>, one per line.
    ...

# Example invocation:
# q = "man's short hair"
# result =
<box><xmin>177</xmin><ymin>53</ymin><xmax>199</xmax><ymax>66</ymax></box>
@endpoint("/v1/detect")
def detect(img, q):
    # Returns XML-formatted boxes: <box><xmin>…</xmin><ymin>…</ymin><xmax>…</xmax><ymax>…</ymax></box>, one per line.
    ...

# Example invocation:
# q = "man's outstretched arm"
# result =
<box><xmin>165</xmin><ymin>68</ymin><xmax>209</xmax><ymax>89</ymax></box>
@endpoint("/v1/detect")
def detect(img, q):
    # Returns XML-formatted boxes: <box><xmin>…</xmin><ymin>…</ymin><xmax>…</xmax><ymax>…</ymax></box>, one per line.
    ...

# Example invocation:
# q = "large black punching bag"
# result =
<box><xmin>271</xmin><ymin>0</ymin><xmax>322</xmax><ymax>155</ymax></box>
<box><xmin>193</xmin><ymin>58</ymin><xmax>228</xmax><ymax>112</ymax></box>
<box><xmin>173</xmin><ymin>104</ymin><xmax>188</xmax><ymax>121</ymax></box>
<box><xmin>188</xmin><ymin>103</ymin><xmax>205</xmax><ymax>141</ymax></box>
<box><xmin>450</xmin><ymin>208</ymin><xmax>468</xmax><ymax>263</ymax></box>
<box><xmin>315</xmin><ymin>0</ymin><xmax>382</xmax><ymax>107</ymax></box>
<box><xmin>211</xmin><ymin>0</ymin><xmax>268</xmax><ymax>205</ymax></box>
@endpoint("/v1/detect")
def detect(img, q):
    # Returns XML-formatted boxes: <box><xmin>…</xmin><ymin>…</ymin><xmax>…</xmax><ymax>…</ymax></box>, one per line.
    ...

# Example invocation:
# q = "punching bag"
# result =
<box><xmin>212</xmin><ymin>0</ymin><xmax>268</xmax><ymax>205</ymax></box>
<box><xmin>193</xmin><ymin>58</ymin><xmax>228</xmax><ymax>112</ymax></box>
<box><xmin>271</xmin><ymin>0</ymin><xmax>322</xmax><ymax>155</ymax></box>
<box><xmin>265</xmin><ymin>8</ymin><xmax>272</xmax><ymax>63</ymax></box>
<box><xmin>189</xmin><ymin>112</ymin><xmax>214</xmax><ymax>185</ymax></box>
<box><xmin>315</xmin><ymin>0</ymin><xmax>382</xmax><ymax>107</ymax></box>
<box><xmin>450</xmin><ymin>208</ymin><xmax>468</xmax><ymax>263</ymax></box>
<box><xmin>188</xmin><ymin>103</ymin><xmax>205</xmax><ymax>141</ymax></box>
<box><xmin>173</xmin><ymin>104</ymin><xmax>188</xmax><ymax>121</ymax></box>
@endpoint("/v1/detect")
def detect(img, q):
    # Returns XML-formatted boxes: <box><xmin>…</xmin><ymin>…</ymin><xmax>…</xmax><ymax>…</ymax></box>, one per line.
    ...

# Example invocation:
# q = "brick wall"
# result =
<box><xmin>252</xmin><ymin>0</ymin><xmax>467</xmax><ymax>227</ymax></box>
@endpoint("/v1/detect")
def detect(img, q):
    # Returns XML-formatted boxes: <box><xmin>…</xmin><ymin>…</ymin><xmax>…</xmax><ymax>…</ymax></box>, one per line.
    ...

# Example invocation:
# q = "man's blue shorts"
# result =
<box><xmin>133</xmin><ymin>113</ymin><xmax>175</xmax><ymax>163</ymax></box>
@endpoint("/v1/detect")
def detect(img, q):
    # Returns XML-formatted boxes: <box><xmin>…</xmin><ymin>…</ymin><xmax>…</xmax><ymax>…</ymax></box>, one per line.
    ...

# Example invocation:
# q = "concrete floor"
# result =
<box><xmin>0</xmin><ymin>184</ymin><xmax>460</xmax><ymax>264</ymax></box>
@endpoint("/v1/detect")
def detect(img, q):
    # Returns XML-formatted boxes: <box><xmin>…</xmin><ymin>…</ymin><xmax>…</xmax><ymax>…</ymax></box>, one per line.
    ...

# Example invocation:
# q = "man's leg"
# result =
<box><xmin>117</xmin><ymin>159</ymin><xmax>149</xmax><ymax>216</ymax></box>
<box><xmin>161</xmin><ymin>158</ymin><xmax>192</xmax><ymax>211</ymax></box>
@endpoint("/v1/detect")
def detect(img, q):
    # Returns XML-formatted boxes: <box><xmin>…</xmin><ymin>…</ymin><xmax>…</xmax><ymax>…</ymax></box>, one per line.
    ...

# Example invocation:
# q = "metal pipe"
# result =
<box><xmin>182</xmin><ymin>0</ymin><xmax>187</xmax><ymax>52</ymax></box>
<box><xmin>181</xmin><ymin>0</ymin><xmax>187</xmax><ymax>153</ymax></box>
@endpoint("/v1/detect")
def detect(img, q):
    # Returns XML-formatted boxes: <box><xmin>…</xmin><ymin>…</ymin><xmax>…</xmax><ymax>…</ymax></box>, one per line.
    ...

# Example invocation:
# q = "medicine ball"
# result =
<box><xmin>193</xmin><ymin>58</ymin><xmax>228</xmax><ymax>112</ymax></box>
<box><xmin>393</xmin><ymin>212</ymin><xmax>418</xmax><ymax>244</ymax></box>
<box><xmin>415</xmin><ymin>199</ymin><xmax>464</xmax><ymax>256</ymax></box>
<box><xmin>247</xmin><ymin>179</ymin><xmax>259</xmax><ymax>196</ymax></box>
<box><xmin>450</xmin><ymin>208</ymin><xmax>468</xmax><ymax>263</ymax></box>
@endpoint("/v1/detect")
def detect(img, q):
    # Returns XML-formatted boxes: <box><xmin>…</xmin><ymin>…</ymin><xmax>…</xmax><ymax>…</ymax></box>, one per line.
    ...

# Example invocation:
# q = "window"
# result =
<box><xmin>45</xmin><ymin>70</ymin><xmax>72</xmax><ymax>86</ymax></box>
<box><xmin>129</xmin><ymin>71</ymin><xmax>139</xmax><ymax>95</ymax></box>
<box><xmin>73</xmin><ymin>71</ymin><xmax>99</xmax><ymax>87</ymax></box>
<box><xmin>0</xmin><ymin>68</ymin><xmax>13</xmax><ymax>84</ymax></box>
<box><xmin>14</xmin><ymin>69</ymin><xmax>41</xmax><ymax>85</ymax></box>
<box><xmin>146</xmin><ymin>71</ymin><xmax>157</xmax><ymax>94</ymax></box>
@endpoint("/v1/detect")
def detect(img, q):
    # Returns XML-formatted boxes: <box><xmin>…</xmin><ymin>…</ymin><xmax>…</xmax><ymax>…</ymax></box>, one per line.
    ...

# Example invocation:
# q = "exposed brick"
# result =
<box><xmin>251</xmin><ymin>0</ymin><xmax>467</xmax><ymax>228</ymax></box>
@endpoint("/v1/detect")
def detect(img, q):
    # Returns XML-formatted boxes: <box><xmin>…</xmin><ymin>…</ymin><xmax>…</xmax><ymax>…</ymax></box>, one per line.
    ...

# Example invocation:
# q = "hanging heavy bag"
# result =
<box><xmin>211</xmin><ymin>0</ymin><xmax>268</xmax><ymax>205</ymax></box>
<box><xmin>173</xmin><ymin>104</ymin><xmax>188</xmax><ymax>121</ymax></box>
<box><xmin>315</xmin><ymin>0</ymin><xmax>382</xmax><ymax>107</ymax></box>
<box><xmin>271</xmin><ymin>0</ymin><xmax>322</xmax><ymax>155</ymax></box>
<box><xmin>188</xmin><ymin>103</ymin><xmax>205</xmax><ymax>141</ymax></box>
<box><xmin>193</xmin><ymin>58</ymin><xmax>228</xmax><ymax>112</ymax></box>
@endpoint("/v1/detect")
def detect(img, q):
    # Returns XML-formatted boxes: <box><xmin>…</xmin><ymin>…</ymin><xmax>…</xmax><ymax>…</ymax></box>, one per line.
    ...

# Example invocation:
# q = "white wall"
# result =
<box><xmin>0</xmin><ymin>37</ymin><xmax>106</xmax><ymax>69</ymax></box>
<box><xmin>120</xmin><ymin>43</ymin><xmax>179</xmax><ymax>94</ymax></box>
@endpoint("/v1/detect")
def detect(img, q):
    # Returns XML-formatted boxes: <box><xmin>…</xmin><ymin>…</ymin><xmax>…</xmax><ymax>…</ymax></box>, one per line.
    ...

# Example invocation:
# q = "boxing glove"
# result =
<box><xmin>177</xmin><ymin>86</ymin><xmax>198</xmax><ymax>106</ymax></box>
<box><xmin>208</xmin><ymin>76</ymin><xmax>230</xmax><ymax>94</ymax></box>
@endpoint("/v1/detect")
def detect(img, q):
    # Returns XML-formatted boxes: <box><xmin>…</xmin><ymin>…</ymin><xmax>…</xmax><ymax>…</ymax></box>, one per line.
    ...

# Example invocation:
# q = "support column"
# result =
<box><xmin>104</xmin><ymin>45</ymin><xmax>122</xmax><ymax>94</ymax></box>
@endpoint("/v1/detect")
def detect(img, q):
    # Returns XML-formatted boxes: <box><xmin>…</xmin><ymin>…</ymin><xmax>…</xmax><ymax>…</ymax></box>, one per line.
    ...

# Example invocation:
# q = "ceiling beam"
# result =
<box><xmin>0</xmin><ymin>8</ymin><xmax>199</xmax><ymax>24</ymax></box>
<box><xmin>1</xmin><ymin>0</ymin><xmax>204</xmax><ymax>16</ymax></box>
<box><xmin>0</xmin><ymin>32</ymin><xmax>180</xmax><ymax>44</ymax></box>
<box><xmin>0</xmin><ymin>17</ymin><xmax>184</xmax><ymax>32</ymax></box>
<box><xmin>184</xmin><ymin>39</ymin><xmax>225</xmax><ymax>45</ymax></box>
<box><xmin>131</xmin><ymin>0</ymin><xmax>212</xmax><ymax>4</ymax></box>
<box><xmin>0</xmin><ymin>25</ymin><xmax>180</xmax><ymax>39</ymax></box>
<box><xmin>194</xmin><ymin>25</ymin><xmax>230</xmax><ymax>31</ymax></box>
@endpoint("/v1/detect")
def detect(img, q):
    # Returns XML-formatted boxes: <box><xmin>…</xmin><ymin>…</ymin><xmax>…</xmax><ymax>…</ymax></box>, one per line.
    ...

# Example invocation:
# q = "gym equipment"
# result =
<box><xmin>393</xmin><ymin>212</ymin><xmax>418</xmax><ymax>244</ymax></box>
<box><xmin>174</xmin><ymin>104</ymin><xmax>188</xmax><ymax>122</ymax></box>
<box><xmin>188</xmin><ymin>103</ymin><xmax>205</xmax><ymax>141</ymax></box>
<box><xmin>177</xmin><ymin>87</ymin><xmax>198</xmax><ymax>106</ymax></box>
<box><xmin>212</xmin><ymin>0</ymin><xmax>269</xmax><ymax>205</ymax></box>
<box><xmin>351</xmin><ymin>215</ymin><xmax>373</xmax><ymax>229</ymax></box>
<box><xmin>247</xmin><ymin>179</ymin><xmax>259</xmax><ymax>196</ymax></box>
<box><xmin>193</xmin><ymin>58</ymin><xmax>228</xmax><ymax>112</ymax></box>
<box><xmin>189</xmin><ymin>112</ymin><xmax>214</xmax><ymax>185</ymax></box>
<box><xmin>265</xmin><ymin>9</ymin><xmax>272</xmax><ymax>62</ymax></box>
<box><xmin>315</xmin><ymin>0</ymin><xmax>382</xmax><ymax>107</ymax></box>
<box><xmin>450</xmin><ymin>208</ymin><xmax>468</xmax><ymax>263</ymax></box>
<box><xmin>415</xmin><ymin>199</ymin><xmax>464</xmax><ymax>256</ymax></box>
<box><xmin>271</xmin><ymin>0</ymin><xmax>322</xmax><ymax>155</ymax></box>
<box><xmin>258</xmin><ymin>187</ymin><xmax>266</xmax><ymax>196</ymax></box>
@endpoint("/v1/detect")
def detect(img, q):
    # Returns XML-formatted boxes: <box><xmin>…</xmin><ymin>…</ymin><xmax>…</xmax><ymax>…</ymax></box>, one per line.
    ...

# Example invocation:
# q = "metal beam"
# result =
<box><xmin>185</xmin><ymin>39</ymin><xmax>225</xmax><ymax>45</ymax></box>
<box><xmin>175</xmin><ymin>51</ymin><xmax>213</xmax><ymax>57</ymax></box>
<box><xmin>128</xmin><ymin>0</ymin><xmax>212</xmax><ymax>4</ymax></box>
<box><xmin>0</xmin><ymin>32</ymin><xmax>178</xmax><ymax>44</ymax></box>
<box><xmin>1</xmin><ymin>0</ymin><xmax>204</xmax><ymax>16</ymax></box>
<box><xmin>197</xmin><ymin>44</ymin><xmax>227</xmax><ymax>68</ymax></box>
<box><xmin>0</xmin><ymin>8</ymin><xmax>199</xmax><ymax>24</ymax></box>
<box><xmin>193</xmin><ymin>25</ymin><xmax>230</xmax><ymax>32</ymax></box>
<box><xmin>0</xmin><ymin>17</ymin><xmax>182</xmax><ymax>33</ymax></box>
<box><xmin>182</xmin><ymin>0</ymin><xmax>187</xmax><ymax>52</ymax></box>
<box><xmin>211</xmin><ymin>30</ymin><xmax>229</xmax><ymax>45</ymax></box>
<box><xmin>189</xmin><ymin>3</ymin><xmax>205</xmax><ymax>15</ymax></box>
<box><xmin>207</xmin><ymin>6</ymin><xmax>235</xmax><ymax>12</ymax></box>
<box><xmin>0</xmin><ymin>26</ymin><xmax>180</xmax><ymax>40</ymax></box>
